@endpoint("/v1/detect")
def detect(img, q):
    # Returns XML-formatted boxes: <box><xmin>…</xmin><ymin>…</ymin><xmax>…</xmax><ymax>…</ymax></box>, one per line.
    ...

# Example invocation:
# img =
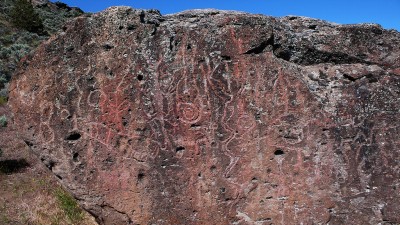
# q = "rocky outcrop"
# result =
<box><xmin>9</xmin><ymin>7</ymin><xmax>400</xmax><ymax>224</ymax></box>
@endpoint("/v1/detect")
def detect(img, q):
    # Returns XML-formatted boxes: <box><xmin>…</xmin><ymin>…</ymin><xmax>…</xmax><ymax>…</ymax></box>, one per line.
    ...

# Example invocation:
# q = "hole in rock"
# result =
<box><xmin>244</xmin><ymin>41</ymin><xmax>269</xmax><ymax>54</ymax></box>
<box><xmin>274</xmin><ymin>149</ymin><xmax>285</xmax><ymax>156</ymax></box>
<box><xmin>137</xmin><ymin>172</ymin><xmax>145</xmax><ymax>181</ymax></box>
<box><xmin>221</xmin><ymin>55</ymin><xmax>231</xmax><ymax>61</ymax></box>
<box><xmin>210</xmin><ymin>165</ymin><xmax>217</xmax><ymax>172</ymax></box>
<box><xmin>102</xmin><ymin>44</ymin><xmax>114</xmax><ymax>50</ymax></box>
<box><xmin>366</xmin><ymin>74</ymin><xmax>378</xmax><ymax>83</ymax></box>
<box><xmin>308</xmin><ymin>24</ymin><xmax>317</xmax><ymax>30</ymax></box>
<box><xmin>47</xmin><ymin>161</ymin><xmax>55</xmax><ymax>171</ymax></box>
<box><xmin>139</xmin><ymin>12</ymin><xmax>145</xmax><ymax>23</ymax></box>
<box><xmin>72</xmin><ymin>153</ymin><xmax>79</xmax><ymax>162</ymax></box>
<box><xmin>137</xmin><ymin>74</ymin><xmax>144</xmax><ymax>81</ymax></box>
<box><xmin>190</xmin><ymin>124</ymin><xmax>200</xmax><ymax>128</ymax></box>
<box><xmin>176</xmin><ymin>146</ymin><xmax>185</xmax><ymax>152</ymax></box>
<box><xmin>65</xmin><ymin>132</ymin><xmax>81</xmax><ymax>141</ymax></box>
<box><xmin>368</xmin><ymin>77</ymin><xmax>378</xmax><ymax>83</ymax></box>
<box><xmin>224</xmin><ymin>197</ymin><xmax>232</xmax><ymax>201</ymax></box>
<box><xmin>24</xmin><ymin>140</ymin><xmax>33</xmax><ymax>147</ymax></box>
<box><xmin>343</xmin><ymin>74</ymin><xmax>357</xmax><ymax>82</ymax></box>
<box><xmin>169</xmin><ymin>37</ymin><xmax>174</xmax><ymax>51</ymax></box>
<box><xmin>273</xmin><ymin>48</ymin><xmax>292</xmax><ymax>61</ymax></box>
<box><xmin>127</xmin><ymin>24</ymin><xmax>136</xmax><ymax>30</ymax></box>
<box><xmin>187</xmin><ymin>44</ymin><xmax>192</xmax><ymax>50</ymax></box>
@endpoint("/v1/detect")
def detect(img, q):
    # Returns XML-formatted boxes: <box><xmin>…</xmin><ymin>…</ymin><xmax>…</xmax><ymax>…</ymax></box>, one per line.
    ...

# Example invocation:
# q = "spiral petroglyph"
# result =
<box><xmin>178</xmin><ymin>102</ymin><xmax>201</xmax><ymax>123</ymax></box>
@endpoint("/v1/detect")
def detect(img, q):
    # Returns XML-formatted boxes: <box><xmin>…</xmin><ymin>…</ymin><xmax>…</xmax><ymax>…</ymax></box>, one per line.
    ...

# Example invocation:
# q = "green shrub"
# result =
<box><xmin>0</xmin><ymin>97</ymin><xmax>6</xmax><ymax>106</ymax></box>
<box><xmin>0</xmin><ymin>75</ymin><xmax>9</xmax><ymax>100</ymax></box>
<box><xmin>0</xmin><ymin>74</ymin><xmax>6</xmax><ymax>83</ymax></box>
<box><xmin>38</xmin><ymin>7</ymin><xmax>82</xmax><ymax>35</ymax></box>
<box><xmin>55</xmin><ymin>188</ymin><xmax>84</xmax><ymax>223</ymax></box>
<box><xmin>9</xmin><ymin>0</ymin><xmax>45</xmax><ymax>35</ymax></box>
<box><xmin>0</xmin><ymin>85</ymin><xmax>9</xmax><ymax>100</ymax></box>
<box><xmin>9</xmin><ymin>43</ymin><xmax>31</xmax><ymax>61</ymax></box>
<box><xmin>54</xmin><ymin>1</ymin><xmax>68</xmax><ymax>9</ymax></box>
<box><xmin>0</xmin><ymin>34</ymin><xmax>14</xmax><ymax>46</ymax></box>
<box><xmin>0</xmin><ymin>47</ymin><xmax>11</xmax><ymax>59</ymax></box>
<box><xmin>0</xmin><ymin>115</ymin><xmax>7</xmax><ymax>127</ymax></box>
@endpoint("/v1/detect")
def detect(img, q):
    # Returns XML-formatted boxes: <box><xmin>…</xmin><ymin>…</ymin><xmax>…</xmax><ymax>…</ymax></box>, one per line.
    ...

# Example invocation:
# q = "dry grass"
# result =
<box><xmin>0</xmin><ymin>105</ymin><xmax>97</xmax><ymax>225</ymax></box>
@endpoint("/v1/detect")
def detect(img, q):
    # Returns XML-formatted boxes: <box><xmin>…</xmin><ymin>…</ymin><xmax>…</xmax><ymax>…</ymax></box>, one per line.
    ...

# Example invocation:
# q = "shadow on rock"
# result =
<box><xmin>0</xmin><ymin>159</ymin><xmax>30</xmax><ymax>174</ymax></box>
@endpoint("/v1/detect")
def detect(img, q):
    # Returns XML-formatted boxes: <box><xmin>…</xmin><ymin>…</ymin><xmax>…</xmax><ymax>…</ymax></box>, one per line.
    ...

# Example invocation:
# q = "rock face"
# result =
<box><xmin>9</xmin><ymin>7</ymin><xmax>400</xmax><ymax>224</ymax></box>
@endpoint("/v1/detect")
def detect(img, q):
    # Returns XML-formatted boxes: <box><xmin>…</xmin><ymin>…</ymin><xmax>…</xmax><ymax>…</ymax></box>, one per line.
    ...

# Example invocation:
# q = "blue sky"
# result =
<box><xmin>53</xmin><ymin>0</ymin><xmax>399</xmax><ymax>31</ymax></box>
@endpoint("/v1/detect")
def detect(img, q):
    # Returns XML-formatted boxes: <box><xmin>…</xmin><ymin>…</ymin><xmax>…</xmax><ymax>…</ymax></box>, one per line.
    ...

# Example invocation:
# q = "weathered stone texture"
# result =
<box><xmin>9</xmin><ymin>7</ymin><xmax>400</xmax><ymax>224</ymax></box>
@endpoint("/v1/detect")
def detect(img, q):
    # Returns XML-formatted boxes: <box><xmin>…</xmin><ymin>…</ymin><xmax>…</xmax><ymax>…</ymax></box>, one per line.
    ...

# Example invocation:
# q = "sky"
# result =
<box><xmin>53</xmin><ymin>0</ymin><xmax>399</xmax><ymax>31</ymax></box>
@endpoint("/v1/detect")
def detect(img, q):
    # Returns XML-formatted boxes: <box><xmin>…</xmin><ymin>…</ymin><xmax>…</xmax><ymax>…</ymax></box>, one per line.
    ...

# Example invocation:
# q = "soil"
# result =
<box><xmin>0</xmin><ymin>104</ymin><xmax>97</xmax><ymax>225</ymax></box>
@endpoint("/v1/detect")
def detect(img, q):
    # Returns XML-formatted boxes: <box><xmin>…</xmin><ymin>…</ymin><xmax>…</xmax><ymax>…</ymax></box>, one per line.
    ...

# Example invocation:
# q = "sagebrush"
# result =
<box><xmin>0</xmin><ymin>115</ymin><xmax>7</xmax><ymax>127</ymax></box>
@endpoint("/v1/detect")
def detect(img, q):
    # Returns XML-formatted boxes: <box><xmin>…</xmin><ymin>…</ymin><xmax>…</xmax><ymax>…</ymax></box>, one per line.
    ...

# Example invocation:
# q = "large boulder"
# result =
<box><xmin>9</xmin><ymin>7</ymin><xmax>400</xmax><ymax>224</ymax></box>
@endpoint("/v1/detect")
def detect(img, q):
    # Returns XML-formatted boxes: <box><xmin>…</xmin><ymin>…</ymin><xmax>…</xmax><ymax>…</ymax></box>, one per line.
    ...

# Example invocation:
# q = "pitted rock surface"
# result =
<box><xmin>9</xmin><ymin>7</ymin><xmax>400</xmax><ymax>224</ymax></box>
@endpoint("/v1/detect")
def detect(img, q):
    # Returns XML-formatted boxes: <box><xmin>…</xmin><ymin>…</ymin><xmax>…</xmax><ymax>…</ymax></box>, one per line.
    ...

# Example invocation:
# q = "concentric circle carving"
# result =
<box><xmin>178</xmin><ymin>103</ymin><xmax>201</xmax><ymax>123</ymax></box>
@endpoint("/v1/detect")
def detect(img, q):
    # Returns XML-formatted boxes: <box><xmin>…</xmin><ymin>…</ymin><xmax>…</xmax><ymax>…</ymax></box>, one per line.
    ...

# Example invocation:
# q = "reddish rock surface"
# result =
<box><xmin>9</xmin><ymin>7</ymin><xmax>400</xmax><ymax>224</ymax></box>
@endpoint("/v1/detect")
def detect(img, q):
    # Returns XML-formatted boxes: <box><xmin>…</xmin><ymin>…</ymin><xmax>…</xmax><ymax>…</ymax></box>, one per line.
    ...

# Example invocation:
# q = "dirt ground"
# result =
<box><xmin>0</xmin><ymin>104</ymin><xmax>97</xmax><ymax>225</ymax></box>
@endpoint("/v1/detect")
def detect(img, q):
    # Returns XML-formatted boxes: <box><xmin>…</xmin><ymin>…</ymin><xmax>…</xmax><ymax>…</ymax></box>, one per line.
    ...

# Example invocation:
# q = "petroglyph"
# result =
<box><xmin>9</xmin><ymin>7</ymin><xmax>400</xmax><ymax>225</ymax></box>
<box><xmin>178</xmin><ymin>102</ymin><xmax>201</xmax><ymax>123</ymax></box>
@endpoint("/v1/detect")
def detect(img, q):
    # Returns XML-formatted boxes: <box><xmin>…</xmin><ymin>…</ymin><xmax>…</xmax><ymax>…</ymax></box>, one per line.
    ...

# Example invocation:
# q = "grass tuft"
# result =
<box><xmin>54</xmin><ymin>188</ymin><xmax>84</xmax><ymax>224</ymax></box>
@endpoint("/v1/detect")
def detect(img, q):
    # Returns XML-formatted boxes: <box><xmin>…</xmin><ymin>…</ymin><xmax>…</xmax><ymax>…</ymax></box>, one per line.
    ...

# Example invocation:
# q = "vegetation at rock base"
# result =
<box><xmin>55</xmin><ymin>187</ymin><xmax>84</xmax><ymax>224</ymax></box>
<box><xmin>0</xmin><ymin>97</ymin><xmax>6</xmax><ymax>106</ymax></box>
<box><xmin>0</xmin><ymin>0</ymin><xmax>84</xmax><ymax>85</ymax></box>
<box><xmin>0</xmin><ymin>127</ymin><xmax>97</xmax><ymax>224</ymax></box>
<box><xmin>0</xmin><ymin>1</ymin><xmax>94</xmax><ymax>224</ymax></box>
<box><xmin>10</xmin><ymin>0</ymin><xmax>45</xmax><ymax>34</ymax></box>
